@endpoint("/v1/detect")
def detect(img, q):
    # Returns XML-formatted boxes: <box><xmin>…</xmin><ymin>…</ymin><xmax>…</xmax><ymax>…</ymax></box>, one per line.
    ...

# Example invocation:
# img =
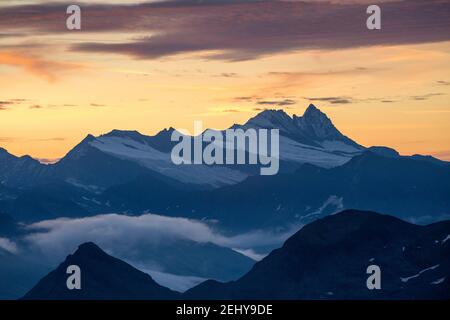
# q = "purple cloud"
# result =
<box><xmin>0</xmin><ymin>0</ymin><xmax>449</xmax><ymax>61</ymax></box>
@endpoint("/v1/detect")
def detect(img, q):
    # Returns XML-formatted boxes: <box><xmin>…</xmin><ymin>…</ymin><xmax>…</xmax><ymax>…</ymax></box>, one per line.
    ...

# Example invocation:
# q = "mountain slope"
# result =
<box><xmin>104</xmin><ymin>149</ymin><xmax>450</xmax><ymax>231</ymax></box>
<box><xmin>0</xmin><ymin>147</ymin><xmax>48</xmax><ymax>188</ymax></box>
<box><xmin>0</xmin><ymin>212</ymin><xmax>19</xmax><ymax>237</ymax></box>
<box><xmin>0</xmin><ymin>248</ymin><xmax>50</xmax><ymax>300</ymax></box>
<box><xmin>185</xmin><ymin>210</ymin><xmax>450</xmax><ymax>300</ymax></box>
<box><xmin>22</xmin><ymin>242</ymin><xmax>180</xmax><ymax>300</ymax></box>
<box><xmin>1</xmin><ymin>104</ymin><xmax>449</xmax><ymax>226</ymax></box>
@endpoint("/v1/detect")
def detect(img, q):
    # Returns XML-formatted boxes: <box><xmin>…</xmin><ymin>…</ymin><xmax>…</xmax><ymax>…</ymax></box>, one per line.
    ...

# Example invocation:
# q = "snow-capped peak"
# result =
<box><xmin>242</xmin><ymin>109</ymin><xmax>303</xmax><ymax>137</ymax></box>
<box><xmin>293</xmin><ymin>104</ymin><xmax>343</xmax><ymax>141</ymax></box>
<box><xmin>245</xmin><ymin>109</ymin><xmax>296</xmax><ymax>130</ymax></box>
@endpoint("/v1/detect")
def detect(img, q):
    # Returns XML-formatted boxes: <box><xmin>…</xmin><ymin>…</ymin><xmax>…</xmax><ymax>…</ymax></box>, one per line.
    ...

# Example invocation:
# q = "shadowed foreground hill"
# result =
<box><xmin>22</xmin><ymin>210</ymin><xmax>450</xmax><ymax>300</ymax></box>
<box><xmin>22</xmin><ymin>242</ymin><xmax>179</xmax><ymax>300</ymax></box>
<box><xmin>185</xmin><ymin>210</ymin><xmax>450</xmax><ymax>300</ymax></box>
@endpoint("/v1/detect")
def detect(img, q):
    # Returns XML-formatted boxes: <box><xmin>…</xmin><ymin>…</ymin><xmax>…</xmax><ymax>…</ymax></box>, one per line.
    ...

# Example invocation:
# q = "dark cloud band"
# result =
<box><xmin>0</xmin><ymin>0</ymin><xmax>449</xmax><ymax>61</ymax></box>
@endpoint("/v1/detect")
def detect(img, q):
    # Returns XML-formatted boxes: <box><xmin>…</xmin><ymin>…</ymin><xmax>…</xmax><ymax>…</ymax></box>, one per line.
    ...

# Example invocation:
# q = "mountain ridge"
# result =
<box><xmin>184</xmin><ymin>209</ymin><xmax>450</xmax><ymax>299</ymax></box>
<box><xmin>22</xmin><ymin>210</ymin><xmax>450</xmax><ymax>300</ymax></box>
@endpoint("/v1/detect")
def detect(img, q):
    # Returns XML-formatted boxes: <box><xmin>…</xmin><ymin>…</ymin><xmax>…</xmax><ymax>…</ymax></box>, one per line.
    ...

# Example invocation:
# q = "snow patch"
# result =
<box><xmin>90</xmin><ymin>136</ymin><xmax>247</xmax><ymax>187</ymax></box>
<box><xmin>400</xmin><ymin>264</ymin><xmax>440</xmax><ymax>283</ymax></box>
<box><xmin>320</xmin><ymin>140</ymin><xmax>360</xmax><ymax>153</ymax></box>
<box><xmin>232</xmin><ymin>248</ymin><xmax>267</xmax><ymax>261</ymax></box>
<box><xmin>430</xmin><ymin>277</ymin><xmax>446</xmax><ymax>285</ymax></box>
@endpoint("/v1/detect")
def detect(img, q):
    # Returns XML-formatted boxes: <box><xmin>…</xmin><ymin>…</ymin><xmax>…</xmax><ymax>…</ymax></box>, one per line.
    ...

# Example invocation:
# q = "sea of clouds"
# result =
<box><xmin>1</xmin><ymin>213</ymin><xmax>301</xmax><ymax>291</ymax></box>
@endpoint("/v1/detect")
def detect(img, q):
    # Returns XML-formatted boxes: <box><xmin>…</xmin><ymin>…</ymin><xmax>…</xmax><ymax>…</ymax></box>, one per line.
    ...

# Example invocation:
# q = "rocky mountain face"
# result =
<box><xmin>22</xmin><ymin>242</ymin><xmax>180</xmax><ymax>300</ymax></box>
<box><xmin>185</xmin><ymin>210</ymin><xmax>450</xmax><ymax>300</ymax></box>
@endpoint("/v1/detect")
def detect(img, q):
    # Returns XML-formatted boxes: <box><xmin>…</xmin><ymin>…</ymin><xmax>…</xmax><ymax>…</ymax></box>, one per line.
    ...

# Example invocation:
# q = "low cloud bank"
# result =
<box><xmin>24</xmin><ymin>212</ymin><xmax>299</xmax><ymax>262</ymax></box>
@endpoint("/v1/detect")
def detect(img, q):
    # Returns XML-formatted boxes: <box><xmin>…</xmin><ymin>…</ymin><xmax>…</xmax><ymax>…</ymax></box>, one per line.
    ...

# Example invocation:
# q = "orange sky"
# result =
<box><xmin>0</xmin><ymin>1</ymin><xmax>449</xmax><ymax>161</ymax></box>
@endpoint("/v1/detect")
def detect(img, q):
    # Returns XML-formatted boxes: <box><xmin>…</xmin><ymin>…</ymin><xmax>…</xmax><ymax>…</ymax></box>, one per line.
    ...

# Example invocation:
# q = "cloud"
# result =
<box><xmin>137</xmin><ymin>268</ymin><xmax>206</xmax><ymax>292</ymax></box>
<box><xmin>409</xmin><ymin>93</ymin><xmax>445</xmax><ymax>101</ymax></box>
<box><xmin>257</xmin><ymin>99</ymin><xmax>296</xmax><ymax>106</ymax></box>
<box><xmin>33</xmin><ymin>137</ymin><xmax>66</xmax><ymax>142</ymax></box>
<box><xmin>0</xmin><ymin>98</ymin><xmax>28</xmax><ymax>110</ymax></box>
<box><xmin>234</xmin><ymin>96</ymin><xmax>260</xmax><ymax>102</ymax></box>
<box><xmin>0</xmin><ymin>137</ymin><xmax>16</xmax><ymax>142</ymax></box>
<box><xmin>302</xmin><ymin>96</ymin><xmax>354</xmax><ymax>105</ymax></box>
<box><xmin>436</xmin><ymin>80</ymin><xmax>450</xmax><ymax>86</ymax></box>
<box><xmin>22</xmin><ymin>213</ymin><xmax>298</xmax><ymax>287</ymax></box>
<box><xmin>35</xmin><ymin>157</ymin><xmax>61</xmax><ymax>164</ymax></box>
<box><xmin>0</xmin><ymin>32</ymin><xmax>24</xmax><ymax>38</ymax></box>
<box><xmin>24</xmin><ymin>213</ymin><xmax>298</xmax><ymax>262</ymax></box>
<box><xmin>0</xmin><ymin>103</ymin><xmax>12</xmax><ymax>110</ymax></box>
<box><xmin>0</xmin><ymin>51</ymin><xmax>83</xmax><ymax>82</ymax></box>
<box><xmin>381</xmin><ymin>100</ymin><xmax>397</xmax><ymax>103</ymax></box>
<box><xmin>1</xmin><ymin>0</ymin><xmax>449</xmax><ymax>61</ymax></box>
<box><xmin>213</xmin><ymin>72</ymin><xmax>238</xmax><ymax>78</ymax></box>
<box><xmin>232</xmin><ymin>248</ymin><xmax>266</xmax><ymax>261</ymax></box>
<box><xmin>0</xmin><ymin>237</ymin><xmax>19</xmax><ymax>254</ymax></box>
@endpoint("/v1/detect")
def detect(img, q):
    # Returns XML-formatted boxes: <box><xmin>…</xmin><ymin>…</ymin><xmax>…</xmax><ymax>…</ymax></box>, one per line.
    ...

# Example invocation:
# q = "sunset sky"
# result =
<box><xmin>0</xmin><ymin>0</ymin><xmax>449</xmax><ymax>161</ymax></box>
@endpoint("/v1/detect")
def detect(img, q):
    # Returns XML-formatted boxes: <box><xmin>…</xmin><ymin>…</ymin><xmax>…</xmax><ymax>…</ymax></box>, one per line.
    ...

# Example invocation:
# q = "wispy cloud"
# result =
<box><xmin>221</xmin><ymin>108</ymin><xmax>240</xmax><ymax>113</ymax></box>
<box><xmin>409</xmin><ymin>93</ymin><xmax>445</xmax><ymax>101</ymax></box>
<box><xmin>0</xmin><ymin>237</ymin><xmax>19</xmax><ymax>254</ymax></box>
<box><xmin>257</xmin><ymin>99</ymin><xmax>296</xmax><ymax>106</ymax></box>
<box><xmin>0</xmin><ymin>98</ymin><xmax>28</xmax><ymax>110</ymax></box>
<box><xmin>302</xmin><ymin>96</ymin><xmax>354</xmax><ymax>105</ymax></box>
<box><xmin>213</xmin><ymin>72</ymin><xmax>239</xmax><ymax>78</ymax></box>
<box><xmin>0</xmin><ymin>137</ymin><xmax>16</xmax><ymax>142</ymax></box>
<box><xmin>0</xmin><ymin>51</ymin><xmax>83</xmax><ymax>82</ymax></box>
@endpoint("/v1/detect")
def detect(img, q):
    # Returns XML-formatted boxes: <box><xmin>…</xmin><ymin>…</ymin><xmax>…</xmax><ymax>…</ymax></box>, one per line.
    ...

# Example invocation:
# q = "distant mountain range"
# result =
<box><xmin>2</xmin><ymin>105</ymin><xmax>450</xmax><ymax>300</ymax></box>
<box><xmin>0</xmin><ymin>104</ymin><xmax>449</xmax><ymax>228</ymax></box>
<box><xmin>23</xmin><ymin>210</ymin><xmax>450</xmax><ymax>300</ymax></box>
<box><xmin>0</xmin><ymin>104</ymin><xmax>362</xmax><ymax>191</ymax></box>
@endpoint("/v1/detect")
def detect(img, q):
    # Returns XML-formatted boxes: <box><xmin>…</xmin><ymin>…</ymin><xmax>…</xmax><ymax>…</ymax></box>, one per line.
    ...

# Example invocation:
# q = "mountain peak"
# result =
<box><xmin>301</xmin><ymin>104</ymin><xmax>330</xmax><ymax>123</ymax></box>
<box><xmin>82</xmin><ymin>134</ymin><xmax>96</xmax><ymax>143</ymax></box>
<box><xmin>23</xmin><ymin>242</ymin><xmax>179</xmax><ymax>300</ymax></box>
<box><xmin>245</xmin><ymin>108</ymin><xmax>298</xmax><ymax>133</ymax></box>
<box><xmin>103</xmin><ymin>129</ymin><xmax>143</xmax><ymax>139</ymax></box>
<box><xmin>294</xmin><ymin>104</ymin><xmax>354</xmax><ymax>143</ymax></box>
<box><xmin>239</xmin><ymin>104</ymin><xmax>362</xmax><ymax>148</ymax></box>
<box><xmin>75</xmin><ymin>242</ymin><xmax>105</xmax><ymax>256</ymax></box>
<box><xmin>154</xmin><ymin>127</ymin><xmax>175</xmax><ymax>137</ymax></box>
<box><xmin>304</xmin><ymin>103</ymin><xmax>320</xmax><ymax>114</ymax></box>
<box><xmin>367</xmin><ymin>146</ymin><xmax>400</xmax><ymax>158</ymax></box>
<box><xmin>257</xmin><ymin>108</ymin><xmax>289</xmax><ymax>117</ymax></box>
<box><xmin>251</xmin><ymin>109</ymin><xmax>291</xmax><ymax>122</ymax></box>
